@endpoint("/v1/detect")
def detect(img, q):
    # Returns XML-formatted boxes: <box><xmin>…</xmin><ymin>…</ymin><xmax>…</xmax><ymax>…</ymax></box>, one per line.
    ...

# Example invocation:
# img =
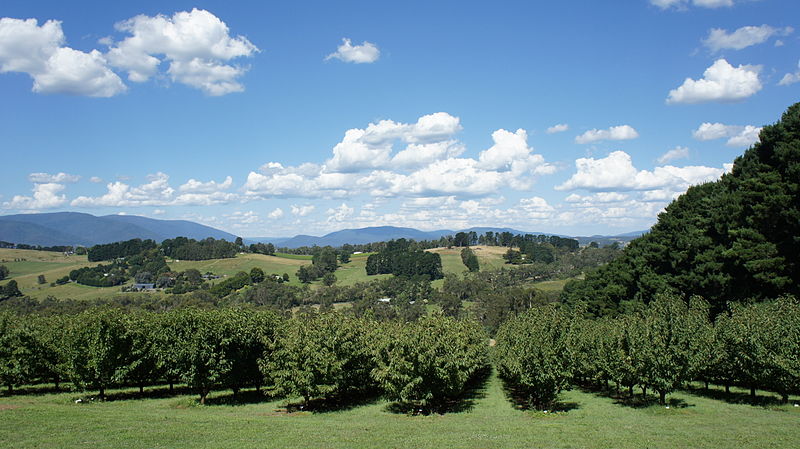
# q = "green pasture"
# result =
<box><xmin>1</xmin><ymin>372</ymin><xmax>797</xmax><ymax>449</ymax></box>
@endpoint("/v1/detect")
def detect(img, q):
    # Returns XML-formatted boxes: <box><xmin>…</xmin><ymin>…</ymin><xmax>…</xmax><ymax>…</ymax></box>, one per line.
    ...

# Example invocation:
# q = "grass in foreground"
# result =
<box><xmin>1</xmin><ymin>372</ymin><xmax>797</xmax><ymax>449</ymax></box>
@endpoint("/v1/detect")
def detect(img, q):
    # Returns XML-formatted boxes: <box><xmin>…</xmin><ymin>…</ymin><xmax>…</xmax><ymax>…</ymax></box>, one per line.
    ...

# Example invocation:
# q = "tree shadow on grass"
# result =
<box><xmin>279</xmin><ymin>391</ymin><xmax>384</xmax><ymax>414</ymax></box>
<box><xmin>578</xmin><ymin>385</ymin><xmax>691</xmax><ymax>409</ymax></box>
<box><xmin>2</xmin><ymin>384</ymin><xmax>70</xmax><ymax>397</ymax></box>
<box><xmin>204</xmin><ymin>389</ymin><xmax>273</xmax><ymax>406</ymax></box>
<box><xmin>385</xmin><ymin>366</ymin><xmax>493</xmax><ymax>415</ymax></box>
<box><xmin>500</xmin><ymin>379</ymin><xmax>580</xmax><ymax>413</ymax></box>
<box><xmin>102</xmin><ymin>385</ymin><xmax>194</xmax><ymax>402</ymax></box>
<box><xmin>683</xmin><ymin>385</ymin><xmax>789</xmax><ymax>408</ymax></box>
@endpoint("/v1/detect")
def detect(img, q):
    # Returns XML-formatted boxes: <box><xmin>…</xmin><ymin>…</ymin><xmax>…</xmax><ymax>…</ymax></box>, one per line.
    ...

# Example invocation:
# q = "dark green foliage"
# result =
<box><xmin>460</xmin><ymin>247</ymin><xmax>479</xmax><ymax>272</ymax></box>
<box><xmin>161</xmin><ymin>237</ymin><xmax>238</xmax><ymax>261</ymax></box>
<box><xmin>249</xmin><ymin>242</ymin><xmax>276</xmax><ymax>256</ymax></box>
<box><xmin>562</xmin><ymin>103</ymin><xmax>800</xmax><ymax>316</ymax></box>
<box><xmin>365</xmin><ymin>239</ymin><xmax>443</xmax><ymax>279</ymax></box>
<box><xmin>264</xmin><ymin>314</ymin><xmax>376</xmax><ymax>404</ymax></box>
<box><xmin>249</xmin><ymin>267</ymin><xmax>265</xmax><ymax>284</ymax></box>
<box><xmin>209</xmin><ymin>271</ymin><xmax>252</xmax><ymax>297</ymax></box>
<box><xmin>125</xmin><ymin>249</ymin><xmax>169</xmax><ymax>278</ymax></box>
<box><xmin>220</xmin><ymin>309</ymin><xmax>278</xmax><ymax>396</ymax></box>
<box><xmin>312</xmin><ymin>247</ymin><xmax>339</xmax><ymax>274</ymax></box>
<box><xmin>65</xmin><ymin>309</ymin><xmax>132</xmax><ymax>400</ymax></box>
<box><xmin>0</xmin><ymin>265</ymin><xmax>9</xmax><ymax>280</ymax></box>
<box><xmin>1</xmin><ymin>280</ymin><xmax>23</xmax><ymax>299</ymax></box>
<box><xmin>0</xmin><ymin>313</ymin><xmax>38</xmax><ymax>393</ymax></box>
<box><xmin>87</xmin><ymin>238</ymin><xmax>157</xmax><ymax>262</ymax></box>
<box><xmin>322</xmin><ymin>272</ymin><xmax>337</xmax><ymax>286</ymax></box>
<box><xmin>236</xmin><ymin>279</ymin><xmax>303</xmax><ymax>309</ymax></box>
<box><xmin>296</xmin><ymin>265</ymin><xmax>314</xmax><ymax>284</ymax></box>
<box><xmin>494</xmin><ymin>305</ymin><xmax>575</xmax><ymax>409</ymax></box>
<box><xmin>372</xmin><ymin>315</ymin><xmax>488</xmax><ymax>412</ymax></box>
<box><xmin>69</xmin><ymin>264</ymin><xmax>127</xmax><ymax>287</ymax></box>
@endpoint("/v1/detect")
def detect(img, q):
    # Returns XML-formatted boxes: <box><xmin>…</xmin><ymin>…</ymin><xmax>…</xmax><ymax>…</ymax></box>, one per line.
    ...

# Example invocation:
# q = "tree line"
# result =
<box><xmin>494</xmin><ymin>295</ymin><xmax>800</xmax><ymax>409</ymax></box>
<box><xmin>0</xmin><ymin>309</ymin><xmax>487</xmax><ymax>412</ymax></box>
<box><xmin>0</xmin><ymin>241</ymin><xmax>86</xmax><ymax>254</ymax></box>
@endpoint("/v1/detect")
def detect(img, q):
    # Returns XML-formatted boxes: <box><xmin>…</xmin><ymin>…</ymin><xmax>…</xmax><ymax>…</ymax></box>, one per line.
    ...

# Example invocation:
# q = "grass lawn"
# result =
<box><xmin>0</xmin><ymin>372</ymin><xmax>797</xmax><ymax>448</ymax></box>
<box><xmin>169</xmin><ymin>253</ymin><xmax>308</xmax><ymax>286</ymax></box>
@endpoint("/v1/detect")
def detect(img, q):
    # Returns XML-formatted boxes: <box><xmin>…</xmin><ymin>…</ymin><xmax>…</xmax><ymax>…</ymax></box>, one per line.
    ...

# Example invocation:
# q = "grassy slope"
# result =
<box><xmin>0</xmin><ymin>373</ymin><xmax>797</xmax><ymax>449</ymax></box>
<box><xmin>2</xmin><ymin>246</ymin><xmax>563</xmax><ymax>300</ymax></box>
<box><xmin>169</xmin><ymin>253</ymin><xmax>308</xmax><ymax>286</ymax></box>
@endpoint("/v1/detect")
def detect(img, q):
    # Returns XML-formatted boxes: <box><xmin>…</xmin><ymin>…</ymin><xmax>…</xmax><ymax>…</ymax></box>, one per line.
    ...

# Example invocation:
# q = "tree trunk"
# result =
<box><xmin>725</xmin><ymin>384</ymin><xmax>730</xmax><ymax>394</ymax></box>
<box><xmin>628</xmin><ymin>385</ymin><xmax>634</xmax><ymax>397</ymax></box>
<box><xmin>139</xmin><ymin>384</ymin><xmax>144</xmax><ymax>394</ymax></box>
<box><xmin>54</xmin><ymin>376</ymin><xmax>60</xmax><ymax>392</ymax></box>
<box><xmin>200</xmin><ymin>389</ymin><xmax>208</xmax><ymax>405</ymax></box>
<box><xmin>7</xmin><ymin>384</ymin><xmax>12</xmax><ymax>395</ymax></box>
<box><xmin>781</xmin><ymin>393</ymin><xmax>788</xmax><ymax>404</ymax></box>
<box><xmin>704</xmin><ymin>381</ymin><xmax>709</xmax><ymax>390</ymax></box>
<box><xmin>232</xmin><ymin>387</ymin><xmax>239</xmax><ymax>399</ymax></box>
<box><xmin>642</xmin><ymin>386</ymin><xmax>647</xmax><ymax>398</ymax></box>
<box><xmin>750</xmin><ymin>386</ymin><xmax>756</xmax><ymax>401</ymax></box>
<box><xmin>99</xmin><ymin>386</ymin><xmax>105</xmax><ymax>401</ymax></box>
<box><xmin>169</xmin><ymin>382</ymin><xmax>174</xmax><ymax>393</ymax></box>
<box><xmin>659</xmin><ymin>390</ymin><xmax>666</xmax><ymax>405</ymax></box>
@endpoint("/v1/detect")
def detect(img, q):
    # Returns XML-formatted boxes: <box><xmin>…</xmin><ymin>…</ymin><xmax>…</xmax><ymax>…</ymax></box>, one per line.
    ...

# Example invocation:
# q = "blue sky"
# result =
<box><xmin>1</xmin><ymin>0</ymin><xmax>798</xmax><ymax>237</ymax></box>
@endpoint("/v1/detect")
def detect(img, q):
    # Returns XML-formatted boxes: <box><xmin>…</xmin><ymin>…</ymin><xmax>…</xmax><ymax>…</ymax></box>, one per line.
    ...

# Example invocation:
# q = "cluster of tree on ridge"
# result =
<box><xmin>0</xmin><ymin>241</ymin><xmax>85</xmax><ymax>254</ymax></box>
<box><xmin>365</xmin><ymin>239</ymin><xmax>444</xmax><ymax>280</ymax></box>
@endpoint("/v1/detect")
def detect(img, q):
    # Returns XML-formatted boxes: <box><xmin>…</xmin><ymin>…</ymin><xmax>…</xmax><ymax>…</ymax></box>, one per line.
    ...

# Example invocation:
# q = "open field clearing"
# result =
<box><xmin>0</xmin><ymin>373</ymin><xmax>797</xmax><ymax>449</ymax></box>
<box><xmin>169</xmin><ymin>253</ymin><xmax>308</xmax><ymax>286</ymax></box>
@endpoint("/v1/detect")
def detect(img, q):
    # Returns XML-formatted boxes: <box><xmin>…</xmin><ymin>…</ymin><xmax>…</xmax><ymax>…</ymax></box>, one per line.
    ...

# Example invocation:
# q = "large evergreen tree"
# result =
<box><xmin>562</xmin><ymin>102</ymin><xmax>800</xmax><ymax>316</ymax></box>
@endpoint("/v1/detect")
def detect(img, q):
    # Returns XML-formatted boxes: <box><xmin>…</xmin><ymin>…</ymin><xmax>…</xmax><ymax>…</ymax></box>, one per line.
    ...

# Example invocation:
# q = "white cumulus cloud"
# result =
<box><xmin>179</xmin><ymin>176</ymin><xmax>233</xmax><ymax>193</ymax></box>
<box><xmin>267</xmin><ymin>208</ymin><xmax>284</xmax><ymax>219</ymax></box>
<box><xmin>657</xmin><ymin>146</ymin><xmax>690</xmax><ymax>164</ymax></box>
<box><xmin>692</xmin><ymin>122</ymin><xmax>761</xmax><ymax>147</ymax></box>
<box><xmin>325</xmin><ymin>38</ymin><xmax>380</xmax><ymax>64</ymax></box>
<box><xmin>71</xmin><ymin>172</ymin><xmax>238</xmax><ymax>207</ymax></box>
<box><xmin>651</xmin><ymin>0</ymin><xmax>735</xmax><ymax>9</ymax></box>
<box><xmin>546</xmin><ymin>123</ymin><xmax>569</xmax><ymax>134</ymax></box>
<box><xmin>0</xmin><ymin>17</ymin><xmax>126</xmax><ymax>97</ymax></box>
<box><xmin>703</xmin><ymin>25</ymin><xmax>793</xmax><ymax>52</ymax></box>
<box><xmin>290</xmin><ymin>205</ymin><xmax>315</xmax><ymax>217</ymax></box>
<box><xmin>575</xmin><ymin>125</ymin><xmax>639</xmax><ymax>144</ymax></box>
<box><xmin>3</xmin><ymin>182</ymin><xmax>67</xmax><ymax>210</ymax></box>
<box><xmin>106</xmin><ymin>8</ymin><xmax>258</xmax><ymax>95</ymax></box>
<box><xmin>667</xmin><ymin>59</ymin><xmax>761</xmax><ymax>104</ymax></box>
<box><xmin>28</xmin><ymin>172</ymin><xmax>81</xmax><ymax>183</ymax></box>
<box><xmin>325</xmin><ymin>112</ymin><xmax>462</xmax><ymax>173</ymax></box>
<box><xmin>779</xmin><ymin>60</ymin><xmax>800</xmax><ymax>86</ymax></box>
<box><xmin>556</xmin><ymin>150</ymin><xmax>725</xmax><ymax>193</ymax></box>
<box><xmin>326</xmin><ymin>203</ymin><xmax>355</xmax><ymax>222</ymax></box>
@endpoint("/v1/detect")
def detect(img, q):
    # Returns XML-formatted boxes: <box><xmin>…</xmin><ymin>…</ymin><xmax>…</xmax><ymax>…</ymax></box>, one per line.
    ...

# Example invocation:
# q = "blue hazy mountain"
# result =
<box><xmin>250</xmin><ymin>225</ymin><xmax>646</xmax><ymax>248</ymax></box>
<box><xmin>0</xmin><ymin>212</ymin><xmax>645</xmax><ymax>248</ymax></box>
<box><xmin>0</xmin><ymin>212</ymin><xmax>237</xmax><ymax>246</ymax></box>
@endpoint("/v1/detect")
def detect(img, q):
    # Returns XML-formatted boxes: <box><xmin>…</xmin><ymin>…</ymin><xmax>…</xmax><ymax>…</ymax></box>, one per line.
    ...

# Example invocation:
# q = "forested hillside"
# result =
<box><xmin>562</xmin><ymin>103</ymin><xmax>800</xmax><ymax>316</ymax></box>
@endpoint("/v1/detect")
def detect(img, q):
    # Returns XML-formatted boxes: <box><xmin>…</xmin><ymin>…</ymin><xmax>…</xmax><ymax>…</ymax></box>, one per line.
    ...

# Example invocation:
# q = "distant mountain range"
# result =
<box><xmin>0</xmin><ymin>212</ymin><xmax>645</xmax><ymax>248</ymax></box>
<box><xmin>0</xmin><ymin>212</ymin><xmax>237</xmax><ymax>246</ymax></box>
<box><xmin>248</xmin><ymin>226</ymin><xmax>645</xmax><ymax>248</ymax></box>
